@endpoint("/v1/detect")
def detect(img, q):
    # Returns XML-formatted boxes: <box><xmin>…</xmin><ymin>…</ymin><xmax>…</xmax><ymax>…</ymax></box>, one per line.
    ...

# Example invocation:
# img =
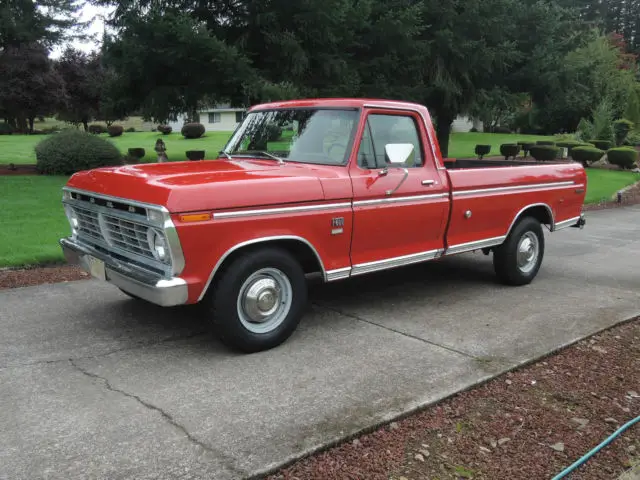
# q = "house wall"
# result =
<box><xmin>451</xmin><ymin>115</ymin><xmax>483</xmax><ymax>133</ymax></box>
<box><xmin>168</xmin><ymin>111</ymin><xmax>243</xmax><ymax>133</ymax></box>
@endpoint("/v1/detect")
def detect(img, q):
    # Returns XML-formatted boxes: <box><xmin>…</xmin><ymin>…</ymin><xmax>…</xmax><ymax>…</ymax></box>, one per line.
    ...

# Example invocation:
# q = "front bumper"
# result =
<box><xmin>60</xmin><ymin>237</ymin><xmax>188</xmax><ymax>307</ymax></box>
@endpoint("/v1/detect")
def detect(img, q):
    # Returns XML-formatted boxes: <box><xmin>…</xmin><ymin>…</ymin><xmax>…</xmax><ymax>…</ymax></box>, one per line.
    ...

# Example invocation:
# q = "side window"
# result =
<box><xmin>364</xmin><ymin>114</ymin><xmax>424</xmax><ymax>168</ymax></box>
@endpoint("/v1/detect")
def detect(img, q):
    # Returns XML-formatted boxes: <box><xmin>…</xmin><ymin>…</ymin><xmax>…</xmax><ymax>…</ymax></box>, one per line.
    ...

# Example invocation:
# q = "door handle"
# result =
<box><xmin>422</xmin><ymin>179</ymin><xmax>436</xmax><ymax>186</ymax></box>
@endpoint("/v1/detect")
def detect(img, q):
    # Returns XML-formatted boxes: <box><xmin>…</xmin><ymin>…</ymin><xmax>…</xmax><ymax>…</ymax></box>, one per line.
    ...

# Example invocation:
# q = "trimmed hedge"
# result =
<box><xmin>186</xmin><ymin>150</ymin><xmax>206</xmax><ymax>161</ymax></box>
<box><xmin>88</xmin><ymin>124</ymin><xmax>106</xmax><ymax>134</ymax></box>
<box><xmin>571</xmin><ymin>146</ymin><xmax>605</xmax><ymax>166</ymax></box>
<box><xmin>589</xmin><ymin>139</ymin><xmax>612</xmax><ymax>150</ymax></box>
<box><xmin>530</xmin><ymin>145</ymin><xmax>559</xmax><ymax>161</ymax></box>
<box><xmin>607</xmin><ymin>147</ymin><xmax>639</xmax><ymax>169</ymax></box>
<box><xmin>157</xmin><ymin>124</ymin><xmax>172</xmax><ymax>135</ymax></box>
<box><xmin>500</xmin><ymin>143</ymin><xmax>520</xmax><ymax>159</ymax></box>
<box><xmin>518</xmin><ymin>142</ymin><xmax>536</xmax><ymax>156</ymax></box>
<box><xmin>536</xmin><ymin>140</ymin><xmax>556</xmax><ymax>146</ymax></box>
<box><xmin>181</xmin><ymin>123</ymin><xmax>205</xmax><ymax>139</ymax></box>
<box><xmin>128</xmin><ymin>148</ymin><xmax>145</xmax><ymax>159</ymax></box>
<box><xmin>266</xmin><ymin>122</ymin><xmax>283</xmax><ymax>142</ymax></box>
<box><xmin>107</xmin><ymin>125</ymin><xmax>124</xmax><ymax>137</ymax></box>
<box><xmin>35</xmin><ymin>129</ymin><xmax>123</xmax><ymax>175</ymax></box>
<box><xmin>475</xmin><ymin>144</ymin><xmax>491</xmax><ymax>159</ymax></box>
<box><xmin>125</xmin><ymin>127</ymin><xmax>136</xmax><ymax>133</ymax></box>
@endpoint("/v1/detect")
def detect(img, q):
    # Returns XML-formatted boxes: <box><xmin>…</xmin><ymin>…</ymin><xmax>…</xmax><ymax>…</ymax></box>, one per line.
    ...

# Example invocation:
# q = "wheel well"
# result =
<box><xmin>215</xmin><ymin>239</ymin><xmax>324</xmax><ymax>278</ymax></box>
<box><xmin>511</xmin><ymin>205</ymin><xmax>554</xmax><ymax>233</ymax></box>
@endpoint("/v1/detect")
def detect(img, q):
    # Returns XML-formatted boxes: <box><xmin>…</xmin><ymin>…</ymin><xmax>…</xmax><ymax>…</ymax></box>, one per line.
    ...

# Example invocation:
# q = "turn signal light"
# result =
<box><xmin>179</xmin><ymin>213</ymin><xmax>212</xmax><ymax>223</ymax></box>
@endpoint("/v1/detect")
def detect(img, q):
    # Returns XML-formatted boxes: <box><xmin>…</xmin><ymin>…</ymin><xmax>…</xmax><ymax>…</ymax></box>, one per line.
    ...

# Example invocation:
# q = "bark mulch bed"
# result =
<box><xmin>0</xmin><ymin>264</ymin><xmax>88</xmax><ymax>290</ymax></box>
<box><xmin>0</xmin><ymin>163</ymin><xmax>38</xmax><ymax>175</ymax></box>
<box><xmin>266</xmin><ymin>319</ymin><xmax>639</xmax><ymax>480</ymax></box>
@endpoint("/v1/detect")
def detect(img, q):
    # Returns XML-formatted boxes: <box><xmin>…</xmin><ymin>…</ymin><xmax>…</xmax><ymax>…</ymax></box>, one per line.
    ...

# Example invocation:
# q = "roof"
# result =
<box><xmin>249</xmin><ymin>98</ymin><xmax>429</xmax><ymax>112</ymax></box>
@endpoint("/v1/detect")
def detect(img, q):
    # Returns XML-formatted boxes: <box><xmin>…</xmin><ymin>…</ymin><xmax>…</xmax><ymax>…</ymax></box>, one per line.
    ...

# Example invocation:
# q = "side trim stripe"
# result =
<box><xmin>354</xmin><ymin>193</ymin><xmax>448</xmax><ymax>207</ymax></box>
<box><xmin>350</xmin><ymin>249</ymin><xmax>443</xmax><ymax>277</ymax></box>
<box><xmin>214</xmin><ymin>202</ymin><xmax>351</xmax><ymax>219</ymax></box>
<box><xmin>554</xmin><ymin>216</ymin><xmax>581</xmax><ymax>231</ymax></box>
<box><xmin>453</xmin><ymin>181</ymin><xmax>577</xmax><ymax>197</ymax></box>
<box><xmin>326</xmin><ymin>267</ymin><xmax>352</xmax><ymax>281</ymax></box>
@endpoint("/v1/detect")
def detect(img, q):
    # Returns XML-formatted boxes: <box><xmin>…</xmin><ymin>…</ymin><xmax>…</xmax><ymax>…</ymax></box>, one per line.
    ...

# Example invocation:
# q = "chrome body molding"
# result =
<box><xmin>453</xmin><ymin>181</ymin><xmax>578</xmax><ymax>197</ymax></box>
<box><xmin>353</xmin><ymin>193</ymin><xmax>448</xmax><ymax>207</ymax></box>
<box><xmin>63</xmin><ymin>186</ymin><xmax>167</xmax><ymax>212</ymax></box>
<box><xmin>214</xmin><ymin>202</ymin><xmax>352</xmax><ymax>220</ymax></box>
<box><xmin>350</xmin><ymin>249</ymin><xmax>443</xmax><ymax>276</ymax></box>
<box><xmin>60</xmin><ymin>238</ymin><xmax>188</xmax><ymax>307</ymax></box>
<box><xmin>553</xmin><ymin>215</ymin><xmax>582</xmax><ymax>231</ymax></box>
<box><xmin>196</xmin><ymin>235</ymin><xmax>328</xmax><ymax>302</ymax></box>
<box><xmin>445</xmin><ymin>236</ymin><xmax>506</xmax><ymax>256</ymax></box>
<box><xmin>325</xmin><ymin>267</ymin><xmax>352</xmax><ymax>281</ymax></box>
<box><xmin>506</xmin><ymin>203</ymin><xmax>555</xmax><ymax>236</ymax></box>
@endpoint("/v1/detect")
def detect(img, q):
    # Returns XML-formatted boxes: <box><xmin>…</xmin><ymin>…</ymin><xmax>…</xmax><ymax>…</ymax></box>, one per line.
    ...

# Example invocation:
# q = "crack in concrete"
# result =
<box><xmin>0</xmin><ymin>331</ymin><xmax>208</xmax><ymax>371</ymax></box>
<box><xmin>68</xmin><ymin>358</ymin><xmax>247</xmax><ymax>479</ymax></box>
<box><xmin>314</xmin><ymin>302</ymin><xmax>477</xmax><ymax>359</ymax></box>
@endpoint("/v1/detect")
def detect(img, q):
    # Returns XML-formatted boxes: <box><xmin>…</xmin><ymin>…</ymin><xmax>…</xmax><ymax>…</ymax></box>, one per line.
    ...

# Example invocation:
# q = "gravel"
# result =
<box><xmin>267</xmin><ymin>319</ymin><xmax>640</xmax><ymax>480</ymax></box>
<box><xmin>0</xmin><ymin>264</ymin><xmax>88</xmax><ymax>290</ymax></box>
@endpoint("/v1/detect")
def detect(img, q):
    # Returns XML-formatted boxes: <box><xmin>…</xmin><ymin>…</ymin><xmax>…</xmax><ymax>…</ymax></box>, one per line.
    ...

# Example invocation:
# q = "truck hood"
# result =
<box><xmin>66</xmin><ymin>159</ymin><xmax>330</xmax><ymax>212</ymax></box>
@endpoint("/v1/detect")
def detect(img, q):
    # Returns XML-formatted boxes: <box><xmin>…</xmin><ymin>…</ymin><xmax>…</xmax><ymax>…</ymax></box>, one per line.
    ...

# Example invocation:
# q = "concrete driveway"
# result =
<box><xmin>2</xmin><ymin>206</ymin><xmax>639</xmax><ymax>480</ymax></box>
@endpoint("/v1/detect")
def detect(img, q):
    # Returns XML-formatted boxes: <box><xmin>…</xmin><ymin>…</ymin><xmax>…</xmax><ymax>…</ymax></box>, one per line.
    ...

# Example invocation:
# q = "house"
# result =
<box><xmin>452</xmin><ymin>115</ymin><xmax>484</xmax><ymax>133</ymax></box>
<box><xmin>168</xmin><ymin>104</ymin><xmax>246</xmax><ymax>132</ymax></box>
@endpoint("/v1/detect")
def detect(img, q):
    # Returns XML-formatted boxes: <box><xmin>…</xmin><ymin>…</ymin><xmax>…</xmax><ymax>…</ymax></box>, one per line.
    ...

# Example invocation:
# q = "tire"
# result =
<box><xmin>493</xmin><ymin>216</ymin><xmax>545</xmax><ymax>286</ymax></box>
<box><xmin>204</xmin><ymin>246</ymin><xmax>308</xmax><ymax>353</ymax></box>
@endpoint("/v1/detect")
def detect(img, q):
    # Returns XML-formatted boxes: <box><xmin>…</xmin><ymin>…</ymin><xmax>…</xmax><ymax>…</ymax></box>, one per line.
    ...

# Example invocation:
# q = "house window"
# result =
<box><xmin>235</xmin><ymin>111</ymin><xmax>244</xmax><ymax>123</ymax></box>
<box><xmin>208</xmin><ymin>112</ymin><xmax>221</xmax><ymax>123</ymax></box>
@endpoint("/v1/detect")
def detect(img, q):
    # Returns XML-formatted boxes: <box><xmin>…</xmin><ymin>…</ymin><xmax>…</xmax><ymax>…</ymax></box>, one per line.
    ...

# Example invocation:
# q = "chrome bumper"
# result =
<box><xmin>60</xmin><ymin>237</ymin><xmax>189</xmax><ymax>307</ymax></box>
<box><xmin>554</xmin><ymin>213</ymin><xmax>586</xmax><ymax>231</ymax></box>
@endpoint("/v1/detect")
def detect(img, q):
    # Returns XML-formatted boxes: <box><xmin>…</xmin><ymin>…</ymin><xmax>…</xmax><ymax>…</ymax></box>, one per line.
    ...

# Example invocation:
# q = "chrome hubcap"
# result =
<box><xmin>517</xmin><ymin>232</ymin><xmax>539</xmax><ymax>273</ymax></box>
<box><xmin>237</xmin><ymin>268</ymin><xmax>292</xmax><ymax>334</ymax></box>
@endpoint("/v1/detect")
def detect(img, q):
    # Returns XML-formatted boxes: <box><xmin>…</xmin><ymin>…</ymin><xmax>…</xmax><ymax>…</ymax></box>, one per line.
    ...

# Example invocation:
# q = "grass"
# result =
<box><xmin>1</xmin><ymin>166</ymin><xmax>638</xmax><ymax>268</ymax></box>
<box><xmin>0</xmin><ymin>176</ymin><xmax>70</xmax><ymax>267</ymax></box>
<box><xmin>0</xmin><ymin>131</ymin><xmax>234</xmax><ymax>164</ymax></box>
<box><xmin>585</xmin><ymin>168</ymin><xmax>640</xmax><ymax>204</ymax></box>
<box><xmin>447</xmin><ymin>132</ymin><xmax>555</xmax><ymax>158</ymax></box>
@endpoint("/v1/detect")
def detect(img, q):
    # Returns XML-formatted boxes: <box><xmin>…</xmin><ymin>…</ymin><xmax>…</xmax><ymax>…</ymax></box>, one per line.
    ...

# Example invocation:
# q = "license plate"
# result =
<box><xmin>86</xmin><ymin>255</ymin><xmax>106</xmax><ymax>281</ymax></box>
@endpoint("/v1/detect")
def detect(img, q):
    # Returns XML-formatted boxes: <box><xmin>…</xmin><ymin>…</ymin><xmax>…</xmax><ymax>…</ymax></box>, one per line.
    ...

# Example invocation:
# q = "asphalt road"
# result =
<box><xmin>2</xmin><ymin>206</ymin><xmax>640</xmax><ymax>480</ymax></box>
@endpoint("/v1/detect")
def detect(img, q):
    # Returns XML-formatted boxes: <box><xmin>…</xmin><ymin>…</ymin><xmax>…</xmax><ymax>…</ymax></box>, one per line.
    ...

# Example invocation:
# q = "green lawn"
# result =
<box><xmin>1</xmin><ymin>166</ymin><xmax>638</xmax><ymax>268</ymax></box>
<box><xmin>585</xmin><ymin>169</ymin><xmax>640</xmax><ymax>204</ymax></box>
<box><xmin>0</xmin><ymin>131</ymin><xmax>235</xmax><ymax>164</ymax></box>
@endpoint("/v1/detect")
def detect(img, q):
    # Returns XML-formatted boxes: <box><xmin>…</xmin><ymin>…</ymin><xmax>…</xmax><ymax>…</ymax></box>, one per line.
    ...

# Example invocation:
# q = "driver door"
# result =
<box><xmin>348</xmin><ymin>109</ymin><xmax>450</xmax><ymax>274</ymax></box>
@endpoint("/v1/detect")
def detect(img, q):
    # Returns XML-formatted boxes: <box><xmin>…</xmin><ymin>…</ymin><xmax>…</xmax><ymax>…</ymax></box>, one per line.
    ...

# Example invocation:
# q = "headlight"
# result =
<box><xmin>64</xmin><ymin>206</ymin><xmax>79</xmax><ymax>236</ymax></box>
<box><xmin>147</xmin><ymin>228</ymin><xmax>169</xmax><ymax>263</ymax></box>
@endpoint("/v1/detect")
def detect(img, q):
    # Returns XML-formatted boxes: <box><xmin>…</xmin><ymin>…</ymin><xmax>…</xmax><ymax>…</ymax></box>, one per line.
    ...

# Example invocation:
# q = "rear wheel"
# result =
<box><xmin>204</xmin><ymin>247</ymin><xmax>308</xmax><ymax>353</ymax></box>
<box><xmin>493</xmin><ymin>216</ymin><xmax>545</xmax><ymax>286</ymax></box>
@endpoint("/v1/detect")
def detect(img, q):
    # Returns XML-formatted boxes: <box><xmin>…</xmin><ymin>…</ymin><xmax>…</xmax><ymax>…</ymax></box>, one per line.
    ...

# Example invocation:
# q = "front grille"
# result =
<box><xmin>73</xmin><ymin>204</ymin><xmax>156</xmax><ymax>260</ymax></box>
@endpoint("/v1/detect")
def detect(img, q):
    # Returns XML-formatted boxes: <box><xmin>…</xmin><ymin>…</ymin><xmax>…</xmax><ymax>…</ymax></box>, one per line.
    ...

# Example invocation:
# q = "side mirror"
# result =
<box><xmin>385</xmin><ymin>143</ymin><xmax>414</xmax><ymax>165</ymax></box>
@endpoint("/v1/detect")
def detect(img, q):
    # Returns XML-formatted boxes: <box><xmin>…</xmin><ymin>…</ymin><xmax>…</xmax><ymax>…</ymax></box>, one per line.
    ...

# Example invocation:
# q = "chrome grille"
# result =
<box><xmin>72</xmin><ymin>204</ymin><xmax>155</xmax><ymax>260</ymax></box>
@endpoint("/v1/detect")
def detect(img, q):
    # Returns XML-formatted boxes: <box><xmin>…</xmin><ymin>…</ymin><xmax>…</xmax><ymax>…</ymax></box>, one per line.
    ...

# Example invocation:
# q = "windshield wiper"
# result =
<box><xmin>252</xmin><ymin>151</ymin><xmax>285</xmax><ymax>165</ymax></box>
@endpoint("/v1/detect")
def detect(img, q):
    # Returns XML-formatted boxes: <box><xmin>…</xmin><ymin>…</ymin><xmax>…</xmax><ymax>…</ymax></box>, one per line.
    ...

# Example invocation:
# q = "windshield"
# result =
<box><xmin>222</xmin><ymin>108</ymin><xmax>360</xmax><ymax>166</ymax></box>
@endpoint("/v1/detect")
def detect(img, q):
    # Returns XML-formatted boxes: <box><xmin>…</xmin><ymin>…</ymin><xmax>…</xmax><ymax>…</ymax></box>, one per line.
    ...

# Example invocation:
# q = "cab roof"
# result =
<box><xmin>249</xmin><ymin>98</ymin><xmax>429</xmax><ymax>112</ymax></box>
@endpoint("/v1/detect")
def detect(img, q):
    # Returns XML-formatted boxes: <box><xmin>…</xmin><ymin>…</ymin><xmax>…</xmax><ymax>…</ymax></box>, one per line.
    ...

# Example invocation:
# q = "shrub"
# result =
<box><xmin>607</xmin><ymin>147</ymin><xmax>639</xmax><ymax>169</ymax></box>
<box><xmin>125</xmin><ymin>127</ymin><xmax>136</xmax><ymax>133</ymax></box>
<box><xmin>493</xmin><ymin>126</ymin><xmax>511</xmax><ymax>134</ymax></box>
<box><xmin>0</xmin><ymin>123</ymin><xmax>14</xmax><ymax>135</ymax></box>
<box><xmin>186</xmin><ymin>150</ymin><xmax>206</xmax><ymax>161</ymax></box>
<box><xmin>589</xmin><ymin>139</ymin><xmax>612</xmax><ymax>150</ymax></box>
<box><xmin>107</xmin><ymin>125</ymin><xmax>124</xmax><ymax>137</ymax></box>
<box><xmin>475</xmin><ymin>144</ymin><xmax>491</xmax><ymax>159</ymax></box>
<box><xmin>181</xmin><ymin>123</ymin><xmax>205</xmax><ymax>139</ymax></box>
<box><xmin>536</xmin><ymin>140</ymin><xmax>555</xmax><ymax>146</ymax></box>
<box><xmin>128</xmin><ymin>148</ymin><xmax>145</xmax><ymax>159</ymax></box>
<box><xmin>518</xmin><ymin>142</ymin><xmax>536</xmax><ymax>157</ymax></box>
<box><xmin>469</xmin><ymin>127</ymin><xmax>478</xmax><ymax>133</ymax></box>
<box><xmin>157</xmin><ymin>124</ymin><xmax>172</xmax><ymax>135</ymax></box>
<box><xmin>265</xmin><ymin>122</ymin><xmax>283</xmax><ymax>142</ymax></box>
<box><xmin>571</xmin><ymin>146</ymin><xmax>605</xmax><ymax>167</ymax></box>
<box><xmin>529</xmin><ymin>145</ymin><xmax>559</xmax><ymax>161</ymax></box>
<box><xmin>556</xmin><ymin>140</ymin><xmax>583</xmax><ymax>149</ymax></box>
<box><xmin>35</xmin><ymin>129</ymin><xmax>123</xmax><ymax>175</ymax></box>
<box><xmin>88</xmin><ymin>124</ymin><xmax>106</xmax><ymax>134</ymax></box>
<box><xmin>624</xmin><ymin>130</ymin><xmax>640</xmax><ymax>147</ymax></box>
<box><xmin>500</xmin><ymin>143</ymin><xmax>520</xmax><ymax>159</ymax></box>
<box><xmin>613</xmin><ymin>119</ymin><xmax>634</xmax><ymax>146</ymax></box>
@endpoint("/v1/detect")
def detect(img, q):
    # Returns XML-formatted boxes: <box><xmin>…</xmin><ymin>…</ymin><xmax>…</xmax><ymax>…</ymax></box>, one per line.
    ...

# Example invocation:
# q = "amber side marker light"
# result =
<box><xmin>179</xmin><ymin>213</ymin><xmax>212</xmax><ymax>223</ymax></box>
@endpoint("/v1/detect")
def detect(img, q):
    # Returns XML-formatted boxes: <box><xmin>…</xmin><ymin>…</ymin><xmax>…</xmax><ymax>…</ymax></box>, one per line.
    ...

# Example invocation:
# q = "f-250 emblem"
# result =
<box><xmin>332</xmin><ymin>217</ymin><xmax>344</xmax><ymax>228</ymax></box>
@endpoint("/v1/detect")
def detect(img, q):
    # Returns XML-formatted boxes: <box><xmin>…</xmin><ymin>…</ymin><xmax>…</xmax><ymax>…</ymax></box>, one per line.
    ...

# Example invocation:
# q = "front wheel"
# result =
<box><xmin>204</xmin><ymin>247</ymin><xmax>308</xmax><ymax>353</ymax></box>
<box><xmin>493</xmin><ymin>216</ymin><xmax>545</xmax><ymax>286</ymax></box>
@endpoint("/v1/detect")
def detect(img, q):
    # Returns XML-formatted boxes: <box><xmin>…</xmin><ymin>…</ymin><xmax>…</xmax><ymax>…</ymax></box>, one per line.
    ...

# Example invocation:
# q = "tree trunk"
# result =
<box><xmin>435</xmin><ymin>112</ymin><xmax>454</xmax><ymax>159</ymax></box>
<box><xmin>82</xmin><ymin>120</ymin><xmax>89</xmax><ymax>131</ymax></box>
<box><xmin>28</xmin><ymin>117</ymin><xmax>35</xmax><ymax>133</ymax></box>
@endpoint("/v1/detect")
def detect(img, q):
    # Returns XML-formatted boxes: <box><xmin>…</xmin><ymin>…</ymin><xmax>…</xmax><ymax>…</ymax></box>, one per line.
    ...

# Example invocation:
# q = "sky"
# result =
<box><xmin>49</xmin><ymin>3</ymin><xmax>114</xmax><ymax>58</ymax></box>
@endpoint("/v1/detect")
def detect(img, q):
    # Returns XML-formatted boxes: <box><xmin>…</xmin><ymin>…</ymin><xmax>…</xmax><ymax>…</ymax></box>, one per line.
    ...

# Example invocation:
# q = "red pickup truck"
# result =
<box><xmin>60</xmin><ymin>98</ymin><xmax>587</xmax><ymax>352</ymax></box>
